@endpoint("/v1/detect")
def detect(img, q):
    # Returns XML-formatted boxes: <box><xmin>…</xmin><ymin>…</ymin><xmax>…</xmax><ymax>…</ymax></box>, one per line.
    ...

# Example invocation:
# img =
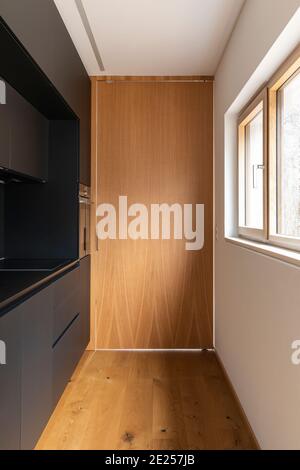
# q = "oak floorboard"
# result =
<box><xmin>36</xmin><ymin>351</ymin><xmax>257</xmax><ymax>450</ymax></box>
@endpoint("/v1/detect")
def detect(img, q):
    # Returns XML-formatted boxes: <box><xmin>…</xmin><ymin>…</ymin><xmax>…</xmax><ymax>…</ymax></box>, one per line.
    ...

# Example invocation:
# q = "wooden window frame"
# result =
<box><xmin>238</xmin><ymin>89</ymin><xmax>268</xmax><ymax>242</ymax></box>
<box><xmin>237</xmin><ymin>44</ymin><xmax>300</xmax><ymax>251</ymax></box>
<box><xmin>268</xmin><ymin>46</ymin><xmax>300</xmax><ymax>251</ymax></box>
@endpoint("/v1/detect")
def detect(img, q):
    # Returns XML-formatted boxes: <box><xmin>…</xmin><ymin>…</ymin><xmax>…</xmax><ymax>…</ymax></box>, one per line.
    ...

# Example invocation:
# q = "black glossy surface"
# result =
<box><xmin>0</xmin><ymin>260</ymin><xmax>78</xmax><ymax>314</ymax></box>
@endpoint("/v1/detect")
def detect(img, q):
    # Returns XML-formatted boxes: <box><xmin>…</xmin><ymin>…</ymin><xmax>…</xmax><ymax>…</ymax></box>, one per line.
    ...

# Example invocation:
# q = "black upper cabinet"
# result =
<box><xmin>0</xmin><ymin>307</ymin><xmax>21</xmax><ymax>450</ymax></box>
<box><xmin>7</xmin><ymin>81</ymin><xmax>48</xmax><ymax>180</ymax></box>
<box><xmin>0</xmin><ymin>0</ymin><xmax>91</xmax><ymax>185</ymax></box>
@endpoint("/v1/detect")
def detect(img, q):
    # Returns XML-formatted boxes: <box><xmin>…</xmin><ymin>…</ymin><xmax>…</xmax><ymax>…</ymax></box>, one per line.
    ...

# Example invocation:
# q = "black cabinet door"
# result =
<box><xmin>0</xmin><ymin>79</ymin><xmax>10</xmax><ymax>169</ymax></box>
<box><xmin>21</xmin><ymin>286</ymin><xmax>53</xmax><ymax>450</ymax></box>
<box><xmin>80</xmin><ymin>255</ymin><xmax>90</xmax><ymax>349</ymax></box>
<box><xmin>0</xmin><ymin>309</ymin><xmax>21</xmax><ymax>450</ymax></box>
<box><xmin>8</xmin><ymin>82</ymin><xmax>48</xmax><ymax>181</ymax></box>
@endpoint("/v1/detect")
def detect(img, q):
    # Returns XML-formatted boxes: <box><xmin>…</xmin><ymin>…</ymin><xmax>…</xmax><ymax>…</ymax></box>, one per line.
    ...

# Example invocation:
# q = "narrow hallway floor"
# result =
<box><xmin>36</xmin><ymin>350</ymin><xmax>258</xmax><ymax>450</ymax></box>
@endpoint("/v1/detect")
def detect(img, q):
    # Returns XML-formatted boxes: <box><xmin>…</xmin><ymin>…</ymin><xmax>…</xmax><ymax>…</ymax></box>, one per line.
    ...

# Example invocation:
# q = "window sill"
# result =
<box><xmin>225</xmin><ymin>236</ymin><xmax>300</xmax><ymax>268</ymax></box>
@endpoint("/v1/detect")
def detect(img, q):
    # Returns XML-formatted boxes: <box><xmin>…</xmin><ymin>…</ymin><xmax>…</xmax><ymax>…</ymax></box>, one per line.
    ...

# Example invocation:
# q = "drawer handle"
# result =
<box><xmin>52</xmin><ymin>313</ymin><xmax>80</xmax><ymax>348</ymax></box>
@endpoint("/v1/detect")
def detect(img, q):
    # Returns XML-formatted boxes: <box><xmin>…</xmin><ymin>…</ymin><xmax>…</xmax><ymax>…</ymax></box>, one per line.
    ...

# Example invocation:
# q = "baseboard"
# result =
<box><xmin>215</xmin><ymin>350</ymin><xmax>260</xmax><ymax>449</ymax></box>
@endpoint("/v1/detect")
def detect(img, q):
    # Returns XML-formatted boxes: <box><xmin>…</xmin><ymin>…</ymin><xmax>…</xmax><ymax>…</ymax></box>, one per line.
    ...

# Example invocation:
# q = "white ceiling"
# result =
<box><xmin>54</xmin><ymin>0</ymin><xmax>245</xmax><ymax>76</ymax></box>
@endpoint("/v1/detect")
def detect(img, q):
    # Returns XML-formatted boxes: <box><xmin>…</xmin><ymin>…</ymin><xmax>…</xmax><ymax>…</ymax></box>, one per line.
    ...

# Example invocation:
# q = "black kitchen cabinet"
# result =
<box><xmin>8</xmin><ymin>81</ymin><xmax>48</xmax><ymax>181</ymax></box>
<box><xmin>52</xmin><ymin>266</ymin><xmax>83</xmax><ymax>406</ymax></box>
<box><xmin>53</xmin><ymin>267</ymin><xmax>80</xmax><ymax>343</ymax></box>
<box><xmin>0</xmin><ymin>0</ymin><xmax>91</xmax><ymax>185</ymax></box>
<box><xmin>0</xmin><ymin>262</ymin><xmax>90</xmax><ymax>449</ymax></box>
<box><xmin>0</xmin><ymin>80</ymin><xmax>48</xmax><ymax>180</ymax></box>
<box><xmin>0</xmin><ymin>307</ymin><xmax>21</xmax><ymax>450</ymax></box>
<box><xmin>21</xmin><ymin>285</ymin><xmax>53</xmax><ymax>450</ymax></box>
<box><xmin>80</xmin><ymin>255</ymin><xmax>91</xmax><ymax>349</ymax></box>
<box><xmin>0</xmin><ymin>80</ymin><xmax>10</xmax><ymax>169</ymax></box>
<box><xmin>52</xmin><ymin>312</ymin><xmax>82</xmax><ymax>407</ymax></box>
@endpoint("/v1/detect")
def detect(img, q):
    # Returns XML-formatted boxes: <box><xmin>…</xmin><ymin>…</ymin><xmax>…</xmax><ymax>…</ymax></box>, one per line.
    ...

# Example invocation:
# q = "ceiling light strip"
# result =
<box><xmin>75</xmin><ymin>0</ymin><xmax>105</xmax><ymax>71</ymax></box>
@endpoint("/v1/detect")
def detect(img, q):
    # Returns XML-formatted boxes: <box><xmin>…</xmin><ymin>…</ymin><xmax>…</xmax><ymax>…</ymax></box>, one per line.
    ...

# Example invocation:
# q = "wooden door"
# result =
<box><xmin>91</xmin><ymin>78</ymin><xmax>213</xmax><ymax>349</ymax></box>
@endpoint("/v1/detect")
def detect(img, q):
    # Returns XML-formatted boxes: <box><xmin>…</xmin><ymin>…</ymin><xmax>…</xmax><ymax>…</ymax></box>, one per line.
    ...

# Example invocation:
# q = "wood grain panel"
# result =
<box><xmin>36</xmin><ymin>351</ymin><xmax>258</xmax><ymax>450</ymax></box>
<box><xmin>92</xmin><ymin>80</ymin><xmax>213</xmax><ymax>349</ymax></box>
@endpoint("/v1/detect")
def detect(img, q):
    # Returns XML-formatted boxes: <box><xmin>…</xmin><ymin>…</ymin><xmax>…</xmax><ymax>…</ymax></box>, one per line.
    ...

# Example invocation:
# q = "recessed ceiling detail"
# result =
<box><xmin>54</xmin><ymin>0</ymin><xmax>245</xmax><ymax>76</ymax></box>
<box><xmin>75</xmin><ymin>0</ymin><xmax>105</xmax><ymax>71</ymax></box>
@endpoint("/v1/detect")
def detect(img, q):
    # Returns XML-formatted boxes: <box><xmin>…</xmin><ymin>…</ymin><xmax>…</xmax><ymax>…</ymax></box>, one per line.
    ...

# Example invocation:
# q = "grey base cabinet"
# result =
<box><xmin>52</xmin><ymin>266</ymin><xmax>82</xmax><ymax>406</ymax></box>
<box><xmin>0</xmin><ymin>307</ymin><xmax>21</xmax><ymax>450</ymax></box>
<box><xmin>21</xmin><ymin>285</ymin><xmax>53</xmax><ymax>450</ymax></box>
<box><xmin>53</xmin><ymin>313</ymin><xmax>82</xmax><ymax>406</ymax></box>
<box><xmin>0</xmin><ymin>261</ymin><xmax>90</xmax><ymax>449</ymax></box>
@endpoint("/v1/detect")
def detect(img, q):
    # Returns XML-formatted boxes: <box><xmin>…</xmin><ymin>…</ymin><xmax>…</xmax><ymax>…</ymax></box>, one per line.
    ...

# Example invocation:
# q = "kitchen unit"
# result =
<box><xmin>0</xmin><ymin>261</ymin><xmax>90</xmax><ymax>450</ymax></box>
<box><xmin>0</xmin><ymin>0</ymin><xmax>91</xmax><ymax>450</ymax></box>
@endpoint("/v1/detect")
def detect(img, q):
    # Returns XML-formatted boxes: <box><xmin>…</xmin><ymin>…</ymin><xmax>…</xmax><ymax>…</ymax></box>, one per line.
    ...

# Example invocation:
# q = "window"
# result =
<box><xmin>238</xmin><ymin>46</ymin><xmax>300</xmax><ymax>251</ymax></box>
<box><xmin>238</xmin><ymin>90</ymin><xmax>267</xmax><ymax>241</ymax></box>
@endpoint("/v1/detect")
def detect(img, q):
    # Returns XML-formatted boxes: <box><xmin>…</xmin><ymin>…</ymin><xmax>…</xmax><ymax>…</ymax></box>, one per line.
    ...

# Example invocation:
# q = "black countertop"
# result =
<box><xmin>0</xmin><ymin>259</ymin><xmax>79</xmax><ymax>315</ymax></box>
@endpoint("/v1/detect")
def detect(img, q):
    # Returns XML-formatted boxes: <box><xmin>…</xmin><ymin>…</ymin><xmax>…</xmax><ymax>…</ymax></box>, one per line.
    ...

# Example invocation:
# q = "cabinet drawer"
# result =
<box><xmin>52</xmin><ymin>312</ymin><xmax>82</xmax><ymax>406</ymax></box>
<box><xmin>53</xmin><ymin>267</ymin><xmax>80</xmax><ymax>342</ymax></box>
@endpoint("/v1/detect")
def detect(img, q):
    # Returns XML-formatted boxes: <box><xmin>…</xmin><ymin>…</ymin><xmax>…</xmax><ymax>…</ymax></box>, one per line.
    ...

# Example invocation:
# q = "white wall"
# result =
<box><xmin>215</xmin><ymin>0</ymin><xmax>300</xmax><ymax>449</ymax></box>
